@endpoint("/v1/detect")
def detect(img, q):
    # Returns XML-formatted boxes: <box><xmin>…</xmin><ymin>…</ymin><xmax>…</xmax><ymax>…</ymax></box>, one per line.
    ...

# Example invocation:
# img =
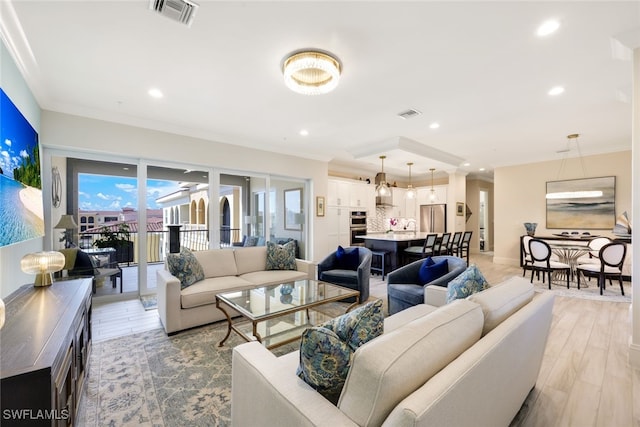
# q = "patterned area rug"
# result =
<box><xmin>530</xmin><ymin>276</ymin><xmax>631</xmax><ymax>303</ymax></box>
<box><xmin>140</xmin><ymin>294</ymin><xmax>158</xmax><ymax>311</ymax></box>
<box><xmin>77</xmin><ymin>301</ymin><xmax>352</xmax><ymax>426</ymax></box>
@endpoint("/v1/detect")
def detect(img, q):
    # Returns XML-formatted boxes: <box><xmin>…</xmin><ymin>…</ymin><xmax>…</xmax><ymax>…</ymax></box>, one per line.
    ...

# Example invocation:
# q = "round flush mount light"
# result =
<box><xmin>548</xmin><ymin>86</ymin><xmax>565</xmax><ymax>96</ymax></box>
<box><xmin>536</xmin><ymin>19</ymin><xmax>560</xmax><ymax>37</ymax></box>
<box><xmin>282</xmin><ymin>50</ymin><xmax>341</xmax><ymax>95</ymax></box>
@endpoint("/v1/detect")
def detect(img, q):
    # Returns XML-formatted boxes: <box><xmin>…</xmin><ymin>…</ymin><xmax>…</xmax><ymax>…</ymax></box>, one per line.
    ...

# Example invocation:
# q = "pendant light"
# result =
<box><xmin>375</xmin><ymin>155</ymin><xmax>391</xmax><ymax>197</ymax></box>
<box><xmin>429</xmin><ymin>168</ymin><xmax>437</xmax><ymax>202</ymax></box>
<box><xmin>405</xmin><ymin>162</ymin><xmax>416</xmax><ymax>199</ymax></box>
<box><xmin>545</xmin><ymin>134</ymin><xmax>603</xmax><ymax>199</ymax></box>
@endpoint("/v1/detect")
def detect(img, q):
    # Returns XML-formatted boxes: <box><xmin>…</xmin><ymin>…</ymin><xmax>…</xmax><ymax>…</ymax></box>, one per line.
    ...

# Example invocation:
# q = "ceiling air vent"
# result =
<box><xmin>150</xmin><ymin>0</ymin><xmax>199</xmax><ymax>27</ymax></box>
<box><xmin>397</xmin><ymin>108</ymin><xmax>422</xmax><ymax>119</ymax></box>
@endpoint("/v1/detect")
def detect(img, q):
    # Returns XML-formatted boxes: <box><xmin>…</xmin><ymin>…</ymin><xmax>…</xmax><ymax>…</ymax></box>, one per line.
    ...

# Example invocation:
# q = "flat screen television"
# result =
<box><xmin>0</xmin><ymin>87</ymin><xmax>44</xmax><ymax>247</ymax></box>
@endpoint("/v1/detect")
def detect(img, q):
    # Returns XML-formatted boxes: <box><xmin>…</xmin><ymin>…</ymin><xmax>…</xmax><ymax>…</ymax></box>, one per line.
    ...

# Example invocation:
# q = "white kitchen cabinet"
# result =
<box><xmin>350</xmin><ymin>181</ymin><xmax>375</xmax><ymax>212</ymax></box>
<box><xmin>327</xmin><ymin>179</ymin><xmax>350</xmax><ymax>207</ymax></box>
<box><xmin>325</xmin><ymin>206</ymin><xmax>350</xmax><ymax>251</ymax></box>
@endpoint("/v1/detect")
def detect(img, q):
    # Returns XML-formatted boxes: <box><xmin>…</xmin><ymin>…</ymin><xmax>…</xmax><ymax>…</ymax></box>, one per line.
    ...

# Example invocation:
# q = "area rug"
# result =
<box><xmin>530</xmin><ymin>276</ymin><xmax>631</xmax><ymax>303</ymax></box>
<box><xmin>140</xmin><ymin>294</ymin><xmax>158</xmax><ymax>311</ymax></box>
<box><xmin>77</xmin><ymin>301</ymin><xmax>351</xmax><ymax>426</ymax></box>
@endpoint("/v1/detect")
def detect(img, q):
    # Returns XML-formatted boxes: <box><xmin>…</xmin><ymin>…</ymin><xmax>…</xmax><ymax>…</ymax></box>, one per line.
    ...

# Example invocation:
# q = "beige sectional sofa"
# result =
<box><xmin>231</xmin><ymin>276</ymin><xmax>555</xmax><ymax>427</ymax></box>
<box><xmin>156</xmin><ymin>246</ymin><xmax>315</xmax><ymax>334</ymax></box>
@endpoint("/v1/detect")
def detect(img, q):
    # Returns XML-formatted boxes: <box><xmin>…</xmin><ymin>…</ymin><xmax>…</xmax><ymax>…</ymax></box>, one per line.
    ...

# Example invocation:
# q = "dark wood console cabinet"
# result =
<box><xmin>1</xmin><ymin>279</ymin><xmax>92</xmax><ymax>426</ymax></box>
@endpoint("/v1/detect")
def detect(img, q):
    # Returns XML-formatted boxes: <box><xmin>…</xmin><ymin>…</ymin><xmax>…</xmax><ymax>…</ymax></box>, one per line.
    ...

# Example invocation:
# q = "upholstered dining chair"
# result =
<box><xmin>434</xmin><ymin>233</ymin><xmax>451</xmax><ymax>255</ymax></box>
<box><xmin>403</xmin><ymin>233</ymin><xmax>437</xmax><ymax>264</ymax></box>
<box><xmin>448</xmin><ymin>231</ymin><xmax>463</xmax><ymax>257</ymax></box>
<box><xmin>521</xmin><ymin>235</ymin><xmax>534</xmax><ymax>277</ymax></box>
<box><xmin>528</xmin><ymin>238</ymin><xmax>570</xmax><ymax>289</ymax></box>
<box><xmin>576</xmin><ymin>242</ymin><xmax>626</xmax><ymax>295</ymax></box>
<box><xmin>458</xmin><ymin>231</ymin><xmax>473</xmax><ymax>265</ymax></box>
<box><xmin>585</xmin><ymin>237</ymin><xmax>612</xmax><ymax>262</ymax></box>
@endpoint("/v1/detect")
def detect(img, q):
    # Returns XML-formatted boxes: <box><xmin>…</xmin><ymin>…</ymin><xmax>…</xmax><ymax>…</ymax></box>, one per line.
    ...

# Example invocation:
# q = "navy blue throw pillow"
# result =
<box><xmin>336</xmin><ymin>246</ymin><xmax>360</xmax><ymax>270</ymax></box>
<box><xmin>418</xmin><ymin>258</ymin><xmax>449</xmax><ymax>286</ymax></box>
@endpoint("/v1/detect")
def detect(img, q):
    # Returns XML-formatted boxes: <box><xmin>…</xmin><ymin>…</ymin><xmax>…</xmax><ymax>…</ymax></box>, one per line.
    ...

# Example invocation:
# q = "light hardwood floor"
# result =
<box><xmin>91</xmin><ymin>252</ymin><xmax>639</xmax><ymax>426</ymax></box>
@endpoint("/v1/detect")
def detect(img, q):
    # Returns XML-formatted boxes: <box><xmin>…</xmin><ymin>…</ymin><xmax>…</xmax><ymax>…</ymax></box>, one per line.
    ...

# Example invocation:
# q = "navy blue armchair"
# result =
<box><xmin>317</xmin><ymin>247</ymin><xmax>372</xmax><ymax>303</ymax></box>
<box><xmin>387</xmin><ymin>255</ymin><xmax>467</xmax><ymax>315</ymax></box>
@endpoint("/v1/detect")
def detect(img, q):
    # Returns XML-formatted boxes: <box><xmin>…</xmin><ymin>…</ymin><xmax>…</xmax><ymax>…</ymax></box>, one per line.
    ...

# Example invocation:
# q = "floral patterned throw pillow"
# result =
<box><xmin>296</xmin><ymin>299</ymin><xmax>384</xmax><ymax>404</ymax></box>
<box><xmin>446</xmin><ymin>264</ymin><xmax>489</xmax><ymax>303</ymax></box>
<box><xmin>166</xmin><ymin>247</ymin><xmax>205</xmax><ymax>289</ymax></box>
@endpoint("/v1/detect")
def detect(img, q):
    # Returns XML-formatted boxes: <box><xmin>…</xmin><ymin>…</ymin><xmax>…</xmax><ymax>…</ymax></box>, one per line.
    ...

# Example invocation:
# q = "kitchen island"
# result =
<box><xmin>357</xmin><ymin>231</ymin><xmax>431</xmax><ymax>272</ymax></box>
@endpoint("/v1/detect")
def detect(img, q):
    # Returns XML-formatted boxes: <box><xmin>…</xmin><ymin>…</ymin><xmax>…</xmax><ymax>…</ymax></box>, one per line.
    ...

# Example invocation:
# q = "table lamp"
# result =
<box><xmin>20</xmin><ymin>251</ymin><xmax>66</xmax><ymax>287</ymax></box>
<box><xmin>54</xmin><ymin>215</ymin><xmax>78</xmax><ymax>248</ymax></box>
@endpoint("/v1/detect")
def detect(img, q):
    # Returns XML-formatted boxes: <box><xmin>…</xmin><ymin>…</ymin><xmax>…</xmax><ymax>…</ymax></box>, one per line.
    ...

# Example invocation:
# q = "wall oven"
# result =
<box><xmin>350</xmin><ymin>211</ymin><xmax>367</xmax><ymax>246</ymax></box>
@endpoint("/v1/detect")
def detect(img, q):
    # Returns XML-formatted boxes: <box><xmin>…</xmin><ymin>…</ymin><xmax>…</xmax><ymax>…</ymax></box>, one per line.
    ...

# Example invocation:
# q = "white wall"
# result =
<box><xmin>493</xmin><ymin>150</ymin><xmax>632</xmax><ymax>266</ymax></box>
<box><xmin>40</xmin><ymin>110</ymin><xmax>330</xmax><ymax>262</ymax></box>
<box><xmin>0</xmin><ymin>40</ymin><xmax>43</xmax><ymax>298</ymax></box>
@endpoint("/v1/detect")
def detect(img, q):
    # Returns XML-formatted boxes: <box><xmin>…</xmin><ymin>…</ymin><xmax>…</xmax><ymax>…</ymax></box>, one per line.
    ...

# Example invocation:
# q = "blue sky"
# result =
<box><xmin>79</xmin><ymin>174</ymin><xmax>182</xmax><ymax>211</ymax></box>
<box><xmin>0</xmin><ymin>88</ymin><xmax>39</xmax><ymax>177</ymax></box>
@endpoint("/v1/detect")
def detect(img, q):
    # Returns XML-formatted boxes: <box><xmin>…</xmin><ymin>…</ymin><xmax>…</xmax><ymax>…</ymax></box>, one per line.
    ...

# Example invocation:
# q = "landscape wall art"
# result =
<box><xmin>546</xmin><ymin>176</ymin><xmax>615</xmax><ymax>229</ymax></box>
<box><xmin>0</xmin><ymin>87</ymin><xmax>44</xmax><ymax>247</ymax></box>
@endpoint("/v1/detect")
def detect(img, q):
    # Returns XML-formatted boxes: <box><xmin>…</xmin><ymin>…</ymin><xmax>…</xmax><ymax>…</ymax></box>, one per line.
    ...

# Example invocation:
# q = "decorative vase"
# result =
<box><xmin>280</xmin><ymin>284</ymin><xmax>294</xmax><ymax>295</ymax></box>
<box><xmin>524</xmin><ymin>222</ymin><xmax>537</xmax><ymax>236</ymax></box>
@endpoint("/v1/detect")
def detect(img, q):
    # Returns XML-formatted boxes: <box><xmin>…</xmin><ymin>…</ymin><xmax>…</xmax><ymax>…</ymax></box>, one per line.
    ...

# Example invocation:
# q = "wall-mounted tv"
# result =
<box><xmin>0</xmin><ymin>88</ymin><xmax>44</xmax><ymax>247</ymax></box>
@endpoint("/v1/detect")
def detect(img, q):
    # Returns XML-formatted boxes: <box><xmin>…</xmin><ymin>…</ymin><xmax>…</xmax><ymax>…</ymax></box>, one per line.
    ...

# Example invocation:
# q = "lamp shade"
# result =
<box><xmin>54</xmin><ymin>214</ymin><xmax>78</xmax><ymax>229</ymax></box>
<box><xmin>20</xmin><ymin>251</ymin><xmax>66</xmax><ymax>287</ymax></box>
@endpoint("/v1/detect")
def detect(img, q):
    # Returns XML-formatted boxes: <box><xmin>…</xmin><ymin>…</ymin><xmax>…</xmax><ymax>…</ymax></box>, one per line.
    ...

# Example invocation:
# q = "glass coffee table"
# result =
<box><xmin>216</xmin><ymin>279</ymin><xmax>360</xmax><ymax>350</ymax></box>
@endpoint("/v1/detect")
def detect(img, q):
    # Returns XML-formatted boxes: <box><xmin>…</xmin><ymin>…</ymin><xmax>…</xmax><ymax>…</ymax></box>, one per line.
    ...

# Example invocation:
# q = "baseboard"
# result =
<box><xmin>629</xmin><ymin>340</ymin><xmax>640</xmax><ymax>370</ymax></box>
<box><xmin>492</xmin><ymin>256</ymin><xmax>520</xmax><ymax>267</ymax></box>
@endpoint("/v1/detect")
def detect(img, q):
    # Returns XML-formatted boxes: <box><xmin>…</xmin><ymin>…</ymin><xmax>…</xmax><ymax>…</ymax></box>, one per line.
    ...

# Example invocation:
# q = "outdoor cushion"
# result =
<box><xmin>446</xmin><ymin>264</ymin><xmax>489</xmax><ymax>303</ymax></box>
<box><xmin>166</xmin><ymin>247</ymin><xmax>205</xmax><ymax>289</ymax></box>
<box><xmin>296</xmin><ymin>300</ymin><xmax>384</xmax><ymax>404</ymax></box>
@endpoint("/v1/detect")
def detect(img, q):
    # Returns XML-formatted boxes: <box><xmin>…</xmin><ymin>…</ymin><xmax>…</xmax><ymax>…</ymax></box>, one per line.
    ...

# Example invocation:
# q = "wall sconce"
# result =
<box><xmin>54</xmin><ymin>214</ymin><xmax>78</xmax><ymax>248</ymax></box>
<box><xmin>20</xmin><ymin>251</ymin><xmax>66</xmax><ymax>287</ymax></box>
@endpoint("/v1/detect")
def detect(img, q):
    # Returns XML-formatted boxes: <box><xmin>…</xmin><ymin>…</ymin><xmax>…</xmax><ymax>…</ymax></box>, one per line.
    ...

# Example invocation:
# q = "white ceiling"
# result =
<box><xmin>2</xmin><ymin>1</ymin><xmax>638</xmax><ymax>182</ymax></box>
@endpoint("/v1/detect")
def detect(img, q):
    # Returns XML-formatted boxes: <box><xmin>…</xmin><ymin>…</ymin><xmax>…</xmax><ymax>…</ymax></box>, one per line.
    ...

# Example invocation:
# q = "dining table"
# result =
<box><xmin>356</xmin><ymin>231</ymin><xmax>432</xmax><ymax>273</ymax></box>
<box><xmin>548</xmin><ymin>243</ymin><xmax>592</xmax><ymax>285</ymax></box>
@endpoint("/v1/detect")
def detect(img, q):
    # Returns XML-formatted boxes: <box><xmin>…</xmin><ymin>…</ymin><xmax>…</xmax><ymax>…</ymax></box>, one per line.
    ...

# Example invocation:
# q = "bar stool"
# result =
<box><xmin>370</xmin><ymin>250</ymin><xmax>390</xmax><ymax>280</ymax></box>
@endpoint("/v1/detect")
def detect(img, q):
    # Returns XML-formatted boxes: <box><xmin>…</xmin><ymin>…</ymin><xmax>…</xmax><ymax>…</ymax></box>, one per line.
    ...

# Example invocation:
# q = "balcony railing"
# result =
<box><xmin>79</xmin><ymin>227</ymin><xmax>241</xmax><ymax>264</ymax></box>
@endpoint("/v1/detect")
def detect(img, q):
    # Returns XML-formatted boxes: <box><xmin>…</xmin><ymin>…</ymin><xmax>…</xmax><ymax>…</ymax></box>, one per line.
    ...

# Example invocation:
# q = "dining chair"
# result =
<box><xmin>458</xmin><ymin>231</ymin><xmax>473</xmax><ymax>265</ymax></box>
<box><xmin>585</xmin><ymin>237</ymin><xmax>612</xmax><ymax>262</ymax></box>
<box><xmin>528</xmin><ymin>238</ymin><xmax>570</xmax><ymax>289</ymax></box>
<box><xmin>403</xmin><ymin>233</ymin><xmax>438</xmax><ymax>264</ymax></box>
<box><xmin>521</xmin><ymin>235</ymin><xmax>534</xmax><ymax>277</ymax></box>
<box><xmin>448</xmin><ymin>231</ymin><xmax>463</xmax><ymax>256</ymax></box>
<box><xmin>576</xmin><ymin>242</ymin><xmax>626</xmax><ymax>295</ymax></box>
<box><xmin>434</xmin><ymin>233</ymin><xmax>451</xmax><ymax>255</ymax></box>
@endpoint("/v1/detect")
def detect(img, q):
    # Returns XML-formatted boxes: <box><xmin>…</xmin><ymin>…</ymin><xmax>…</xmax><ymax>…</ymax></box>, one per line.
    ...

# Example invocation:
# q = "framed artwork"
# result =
<box><xmin>546</xmin><ymin>176</ymin><xmax>615</xmax><ymax>229</ymax></box>
<box><xmin>284</xmin><ymin>188</ymin><xmax>303</xmax><ymax>230</ymax></box>
<box><xmin>316</xmin><ymin>196</ymin><xmax>325</xmax><ymax>217</ymax></box>
<box><xmin>456</xmin><ymin>202</ymin><xmax>464</xmax><ymax>216</ymax></box>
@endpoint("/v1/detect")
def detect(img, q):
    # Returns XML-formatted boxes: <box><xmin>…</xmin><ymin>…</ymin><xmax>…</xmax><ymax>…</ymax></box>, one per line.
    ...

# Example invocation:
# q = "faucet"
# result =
<box><xmin>404</xmin><ymin>219</ymin><xmax>417</xmax><ymax>231</ymax></box>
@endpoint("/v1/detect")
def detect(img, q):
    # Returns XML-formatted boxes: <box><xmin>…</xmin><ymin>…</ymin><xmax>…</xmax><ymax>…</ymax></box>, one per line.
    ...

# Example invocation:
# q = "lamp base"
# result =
<box><xmin>34</xmin><ymin>273</ymin><xmax>54</xmax><ymax>287</ymax></box>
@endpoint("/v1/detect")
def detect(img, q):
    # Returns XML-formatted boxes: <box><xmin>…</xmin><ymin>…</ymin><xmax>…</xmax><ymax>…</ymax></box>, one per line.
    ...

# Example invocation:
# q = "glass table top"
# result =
<box><xmin>216</xmin><ymin>279</ymin><xmax>359</xmax><ymax>321</ymax></box>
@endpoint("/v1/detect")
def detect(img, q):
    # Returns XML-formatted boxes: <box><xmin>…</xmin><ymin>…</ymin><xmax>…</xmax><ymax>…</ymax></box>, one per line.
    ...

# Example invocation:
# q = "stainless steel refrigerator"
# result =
<box><xmin>420</xmin><ymin>204</ymin><xmax>447</xmax><ymax>233</ymax></box>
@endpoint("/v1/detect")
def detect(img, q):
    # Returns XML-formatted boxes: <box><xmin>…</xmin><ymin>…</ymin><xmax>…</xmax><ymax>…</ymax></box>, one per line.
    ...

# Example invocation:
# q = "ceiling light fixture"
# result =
<box><xmin>148</xmin><ymin>88</ymin><xmax>164</xmax><ymax>98</ymax></box>
<box><xmin>299</xmin><ymin>129</ymin><xmax>309</xmax><ymax>136</ymax></box>
<box><xmin>429</xmin><ymin>168</ymin><xmax>437</xmax><ymax>202</ymax></box>
<box><xmin>546</xmin><ymin>133</ymin><xmax>603</xmax><ymax>199</ymax></box>
<box><xmin>536</xmin><ymin>19</ymin><xmax>560</xmax><ymax>37</ymax></box>
<box><xmin>548</xmin><ymin>86</ymin><xmax>565</xmax><ymax>96</ymax></box>
<box><xmin>282</xmin><ymin>50</ymin><xmax>341</xmax><ymax>95</ymax></box>
<box><xmin>375</xmin><ymin>156</ymin><xmax>391</xmax><ymax>197</ymax></box>
<box><xmin>406</xmin><ymin>162</ymin><xmax>416</xmax><ymax>199</ymax></box>
<box><xmin>429</xmin><ymin>122</ymin><xmax>440</xmax><ymax>129</ymax></box>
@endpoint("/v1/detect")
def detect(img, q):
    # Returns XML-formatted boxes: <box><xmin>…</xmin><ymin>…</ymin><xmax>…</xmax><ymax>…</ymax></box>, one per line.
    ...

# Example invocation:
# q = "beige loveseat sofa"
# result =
<box><xmin>231</xmin><ymin>276</ymin><xmax>554</xmax><ymax>426</ymax></box>
<box><xmin>156</xmin><ymin>246</ymin><xmax>315</xmax><ymax>334</ymax></box>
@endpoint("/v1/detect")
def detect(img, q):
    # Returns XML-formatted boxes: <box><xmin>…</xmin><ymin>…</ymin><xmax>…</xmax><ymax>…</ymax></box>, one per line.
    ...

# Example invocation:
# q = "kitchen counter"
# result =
<box><xmin>357</xmin><ymin>231</ymin><xmax>431</xmax><ymax>272</ymax></box>
<box><xmin>358</xmin><ymin>231</ymin><xmax>428</xmax><ymax>242</ymax></box>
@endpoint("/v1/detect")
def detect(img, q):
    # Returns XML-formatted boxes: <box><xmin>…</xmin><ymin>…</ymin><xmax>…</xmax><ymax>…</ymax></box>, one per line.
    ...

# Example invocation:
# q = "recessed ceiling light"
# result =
<box><xmin>536</xmin><ymin>19</ymin><xmax>560</xmax><ymax>37</ymax></box>
<box><xmin>148</xmin><ymin>88</ymin><xmax>164</xmax><ymax>99</ymax></box>
<box><xmin>429</xmin><ymin>122</ymin><xmax>440</xmax><ymax>129</ymax></box>
<box><xmin>299</xmin><ymin>129</ymin><xmax>309</xmax><ymax>136</ymax></box>
<box><xmin>479</xmin><ymin>167</ymin><xmax>486</xmax><ymax>172</ymax></box>
<box><xmin>548</xmin><ymin>86</ymin><xmax>565</xmax><ymax>96</ymax></box>
<box><xmin>463</xmin><ymin>162</ymin><xmax>471</xmax><ymax>167</ymax></box>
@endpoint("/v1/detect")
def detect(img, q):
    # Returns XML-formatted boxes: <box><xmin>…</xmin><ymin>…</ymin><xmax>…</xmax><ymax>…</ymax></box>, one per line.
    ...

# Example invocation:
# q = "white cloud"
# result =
<box><xmin>116</xmin><ymin>183</ymin><xmax>136</xmax><ymax>192</ymax></box>
<box><xmin>4</xmin><ymin>139</ymin><xmax>11</xmax><ymax>147</ymax></box>
<box><xmin>19</xmin><ymin>150</ymin><xmax>28</xmax><ymax>158</ymax></box>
